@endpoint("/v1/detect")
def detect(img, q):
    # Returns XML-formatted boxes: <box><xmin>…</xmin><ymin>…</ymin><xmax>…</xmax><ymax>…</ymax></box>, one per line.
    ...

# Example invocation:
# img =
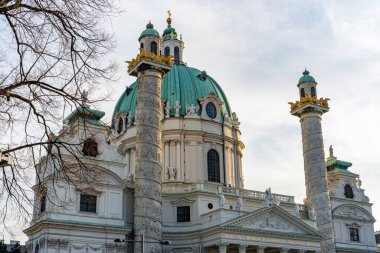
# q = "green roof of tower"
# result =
<box><xmin>139</xmin><ymin>22</ymin><xmax>159</xmax><ymax>40</ymax></box>
<box><xmin>298</xmin><ymin>69</ymin><xmax>316</xmax><ymax>84</ymax></box>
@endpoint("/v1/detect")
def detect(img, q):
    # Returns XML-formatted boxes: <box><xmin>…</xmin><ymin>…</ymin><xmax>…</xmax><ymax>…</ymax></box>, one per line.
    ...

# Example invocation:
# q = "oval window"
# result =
<box><xmin>206</xmin><ymin>102</ymin><xmax>217</xmax><ymax>119</ymax></box>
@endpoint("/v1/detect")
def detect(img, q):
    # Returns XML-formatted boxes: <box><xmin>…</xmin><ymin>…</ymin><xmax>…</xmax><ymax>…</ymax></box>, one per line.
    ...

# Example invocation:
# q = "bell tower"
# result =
<box><xmin>128</xmin><ymin>22</ymin><xmax>172</xmax><ymax>253</ymax></box>
<box><xmin>289</xmin><ymin>70</ymin><xmax>336</xmax><ymax>253</ymax></box>
<box><xmin>161</xmin><ymin>10</ymin><xmax>184</xmax><ymax>64</ymax></box>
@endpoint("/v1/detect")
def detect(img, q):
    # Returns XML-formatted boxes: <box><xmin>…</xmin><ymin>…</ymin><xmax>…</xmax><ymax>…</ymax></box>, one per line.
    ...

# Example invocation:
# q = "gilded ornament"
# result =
<box><xmin>126</xmin><ymin>48</ymin><xmax>172</xmax><ymax>72</ymax></box>
<box><xmin>289</xmin><ymin>94</ymin><xmax>329</xmax><ymax>111</ymax></box>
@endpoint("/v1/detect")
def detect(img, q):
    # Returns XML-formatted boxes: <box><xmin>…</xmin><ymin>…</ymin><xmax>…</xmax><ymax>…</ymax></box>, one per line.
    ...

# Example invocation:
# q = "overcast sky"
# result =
<box><xmin>5</xmin><ymin>0</ymin><xmax>380</xmax><ymax>243</ymax></box>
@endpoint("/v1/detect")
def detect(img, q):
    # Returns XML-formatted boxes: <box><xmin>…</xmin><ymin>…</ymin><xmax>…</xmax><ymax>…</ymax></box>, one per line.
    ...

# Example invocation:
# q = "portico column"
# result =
<box><xmin>218</xmin><ymin>243</ymin><xmax>228</xmax><ymax>253</ymax></box>
<box><xmin>239</xmin><ymin>244</ymin><xmax>247</xmax><ymax>253</ymax></box>
<box><xmin>164</xmin><ymin>141</ymin><xmax>169</xmax><ymax>180</ymax></box>
<box><xmin>281</xmin><ymin>248</ymin><xmax>290</xmax><ymax>253</ymax></box>
<box><xmin>257</xmin><ymin>246</ymin><xmax>266</xmax><ymax>253</ymax></box>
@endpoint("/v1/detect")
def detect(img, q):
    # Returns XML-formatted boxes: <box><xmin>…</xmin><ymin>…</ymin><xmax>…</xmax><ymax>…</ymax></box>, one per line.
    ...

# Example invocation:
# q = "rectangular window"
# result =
<box><xmin>40</xmin><ymin>195</ymin><xmax>46</xmax><ymax>213</ymax></box>
<box><xmin>177</xmin><ymin>206</ymin><xmax>190</xmax><ymax>222</ymax></box>
<box><xmin>350</xmin><ymin>228</ymin><xmax>360</xmax><ymax>242</ymax></box>
<box><xmin>80</xmin><ymin>194</ymin><xmax>97</xmax><ymax>213</ymax></box>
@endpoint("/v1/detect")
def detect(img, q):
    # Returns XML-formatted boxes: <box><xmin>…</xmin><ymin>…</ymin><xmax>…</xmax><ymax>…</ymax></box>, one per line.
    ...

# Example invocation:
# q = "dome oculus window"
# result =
<box><xmin>206</xmin><ymin>102</ymin><xmax>217</xmax><ymax>119</ymax></box>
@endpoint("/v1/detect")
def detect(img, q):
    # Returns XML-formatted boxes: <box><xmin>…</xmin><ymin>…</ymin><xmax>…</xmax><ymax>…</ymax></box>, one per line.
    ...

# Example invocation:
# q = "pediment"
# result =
<box><xmin>222</xmin><ymin>205</ymin><xmax>322</xmax><ymax>237</ymax></box>
<box><xmin>333</xmin><ymin>204</ymin><xmax>375</xmax><ymax>222</ymax></box>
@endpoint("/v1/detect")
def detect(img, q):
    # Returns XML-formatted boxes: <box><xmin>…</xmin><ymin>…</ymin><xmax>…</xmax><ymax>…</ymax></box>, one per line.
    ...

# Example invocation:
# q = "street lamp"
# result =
<box><xmin>114</xmin><ymin>238</ymin><xmax>171</xmax><ymax>253</ymax></box>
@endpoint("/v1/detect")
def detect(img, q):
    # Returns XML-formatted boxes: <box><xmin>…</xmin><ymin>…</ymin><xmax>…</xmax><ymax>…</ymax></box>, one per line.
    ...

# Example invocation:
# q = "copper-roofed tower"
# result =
<box><xmin>161</xmin><ymin>10</ymin><xmax>184</xmax><ymax>65</ymax></box>
<box><xmin>127</xmin><ymin>21</ymin><xmax>172</xmax><ymax>253</ymax></box>
<box><xmin>289</xmin><ymin>70</ymin><xmax>336</xmax><ymax>253</ymax></box>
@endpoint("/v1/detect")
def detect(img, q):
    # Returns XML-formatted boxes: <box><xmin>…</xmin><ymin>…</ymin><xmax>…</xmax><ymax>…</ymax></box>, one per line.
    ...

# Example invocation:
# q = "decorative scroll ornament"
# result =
<box><xmin>289</xmin><ymin>93</ymin><xmax>329</xmax><ymax>111</ymax></box>
<box><xmin>127</xmin><ymin>48</ymin><xmax>172</xmax><ymax>72</ymax></box>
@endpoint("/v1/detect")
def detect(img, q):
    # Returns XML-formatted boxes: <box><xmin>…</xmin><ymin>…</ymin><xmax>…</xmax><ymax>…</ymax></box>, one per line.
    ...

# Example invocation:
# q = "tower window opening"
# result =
<box><xmin>206</xmin><ymin>102</ymin><xmax>217</xmax><ymax>119</ymax></box>
<box><xmin>150</xmin><ymin>41</ymin><xmax>158</xmax><ymax>55</ymax></box>
<box><xmin>207</xmin><ymin>149</ymin><xmax>220</xmax><ymax>182</ymax></box>
<box><xmin>117</xmin><ymin>118</ymin><xmax>123</xmax><ymax>134</ymax></box>
<box><xmin>344</xmin><ymin>184</ymin><xmax>354</xmax><ymax>199</ymax></box>
<box><xmin>80</xmin><ymin>194</ymin><xmax>97</xmax><ymax>213</ymax></box>
<box><xmin>177</xmin><ymin>206</ymin><xmax>190</xmax><ymax>222</ymax></box>
<box><xmin>82</xmin><ymin>138</ymin><xmax>99</xmax><ymax>157</ymax></box>
<box><xmin>350</xmin><ymin>227</ymin><xmax>359</xmax><ymax>242</ymax></box>
<box><xmin>140</xmin><ymin>43</ymin><xmax>144</xmax><ymax>49</ymax></box>
<box><xmin>40</xmin><ymin>194</ymin><xmax>46</xmax><ymax>213</ymax></box>
<box><xmin>300</xmin><ymin>88</ymin><xmax>305</xmax><ymax>97</ymax></box>
<box><xmin>174</xmin><ymin>46</ymin><xmax>180</xmax><ymax>64</ymax></box>
<box><xmin>34</xmin><ymin>244</ymin><xmax>39</xmax><ymax>253</ymax></box>
<box><xmin>164</xmin><ymin>47</ymin><xmax>170</xmax><ymax>57</ymax></box>
<box><xmin>311</xmin><ymin>87</ymin><xmax>316</xmax><ymax>97</ymax></box>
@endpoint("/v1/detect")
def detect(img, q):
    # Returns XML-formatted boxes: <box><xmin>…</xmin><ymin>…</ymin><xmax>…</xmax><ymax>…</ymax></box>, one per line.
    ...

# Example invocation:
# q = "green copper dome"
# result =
<box><xmin>298</xmin><ymin>69</ymin><xmax>316</xmax><ymax>84</ymax></box>
<box><xmin>113</xmin><ymin>65</ymin><xmax>232</xmax><ymax>126</ymax></box>
<box><xmin>162</xmin><ymin>25</ymin><xmax>178</xmax><ymax>41</ymax></box>
<box><xmin>139</xmin><ymin>22</ymin><xmax>159</xmax><ymax>40</ymax></box>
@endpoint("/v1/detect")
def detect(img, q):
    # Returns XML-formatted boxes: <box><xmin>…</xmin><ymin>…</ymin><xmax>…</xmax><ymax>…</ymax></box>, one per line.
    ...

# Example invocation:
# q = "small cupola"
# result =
<box><xmin>161</xmin><ymin>10</ymin><xmax>184</xmax><ymax>64</ymax></box>
<box><xmin>139</xmin><ymin>21</ymin><xmax>161</xmax><ymax>55</ymax></box>
<box><xmin>297</xmin><ymin>69</ymin><xmax>317</xmax><ymax>98</ymax></box>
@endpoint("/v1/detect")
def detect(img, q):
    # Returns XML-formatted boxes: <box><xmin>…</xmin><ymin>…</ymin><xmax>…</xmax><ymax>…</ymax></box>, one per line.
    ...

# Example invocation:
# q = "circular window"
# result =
<box><xmin>206</xmin><ymin>102</ymin><xmax>217</xmax><ymax>119</ymax></box>
<box><xmin>208</xmin><ymin>203</ymin><xmax>213</xmax><ymax>209</ymax></box>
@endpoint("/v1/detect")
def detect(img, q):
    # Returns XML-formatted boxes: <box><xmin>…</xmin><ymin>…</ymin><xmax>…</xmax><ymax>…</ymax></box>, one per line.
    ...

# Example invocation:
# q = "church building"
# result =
<box><xmin>24</xmin><ymin>13</ymin><xmax>378</xmax><ymax>253</ymax></box>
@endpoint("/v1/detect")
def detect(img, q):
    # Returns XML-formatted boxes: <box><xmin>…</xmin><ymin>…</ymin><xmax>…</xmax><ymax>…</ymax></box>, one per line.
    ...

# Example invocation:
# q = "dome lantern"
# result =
<box><xmin>297</xmin><ymin>68</ymin><xmax>317</xmax><ymax>98</ymax></box>
<box><xmin>139</xmin><ymin>21</ymin><xmax>160</xmax><ymax>55</ymax></box>
<box><xmin>161</xmin><ymin>10</ymin><xmax>184</xmax><ymax>65</ymax></box>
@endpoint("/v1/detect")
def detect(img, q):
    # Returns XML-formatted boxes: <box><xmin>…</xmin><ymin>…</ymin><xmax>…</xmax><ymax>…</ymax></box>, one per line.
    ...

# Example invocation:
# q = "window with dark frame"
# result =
<box><xmin>117</xmin><ymin>118</ymin><xmax>123</xmax><ymax>133</ymax></box>
<box><xmin>300</xmin><ymin>88</ymin><xmax>305</xmax><ymax>97</ymax></box>
<box><xmin>174</xmin><ymin>46</ymin><xmax>180</xmax><ymax>64</ymax></box>
<box><xmin>82</xmin><ymin>138</ymin><xmax>99</xmax><ymax>157</ymax></box>
<box><xmin>311</xmin><ymin>86</ymin><xmax>316</xmax><ymax>97</ymax></box>
<box><xmin>177</xmin><ymin>206</ymin><xmax>190</xmax><ymax>222</ymax></box>
<box><xmin>80</xmin><ymin>194</ymin><xmax>97</xmax><ymax>213</ymax></box>
<box><xmin>350</xmin><ymin>227</ymin><xmax>359</xmax><ymax>242</ymax></box>
<box><xmin>344</xmin><ymin>184</ymin><xmax>354</xmax><ymax>199</ymax></box>
<box><xmin>206</xmin><ymin>102</ymin><xmax>217</xmax><ymax>119</ymax></box>
<box><xmin>150</xmin><ymin>41</ymin><xmax>158</xmax><ymax>55</ymax></box>
<box><xmin>164</xmin><ymin>47</ymin><xmax>170</xmax><ymax>56</ymax></box>
<box><xmin>207</xmin><ymin>149</ymin><xmax>220</xmax><ymax>182</ymax></box>
<box><xmin>40</xmin><ymin>194</ymin><xmax>46</xmax><ymax>213</ymax></box>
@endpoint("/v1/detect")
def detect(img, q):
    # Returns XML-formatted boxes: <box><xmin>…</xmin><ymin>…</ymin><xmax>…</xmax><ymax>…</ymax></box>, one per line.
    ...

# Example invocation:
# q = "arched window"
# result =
<box><xmin>150</xmin><ymin>41</ymin><xmax>157</xmax><ymax>55</ymax></box>
<box><xmin>35</xmin><ymin>244</ymin><xmax>39</xmax><ymax>253</ymax></box>
<box><xmin>40</xmin><ymin>194</ymin><xmax>46</xmax><ymax>213</ymax></box>
<box><xmin>82</xmin><ymin>138</ymin><xmax>98</xmax><ymax>157</ymax></box>
<box><xmin>207</xmin><ymin>149</ymin><xmax>220</xmax><ymax>182</ymax></box>
<box><xmin>344</xmin><ymin>184</ymin><xmax>354</xmax><ymax>199</ymax></box>
<box><xmin>311</xmin><ymin>87</ymin><xmax>316</xmax><ymax>97</ymax></box>
<box><xmin>124</xmin><ymin>116</ymin><xmax>129</xmax><ymax>129</ymax></box>
<box><xmin>164</xmin><ymin>47</ymin><xmax>170</xmax><ymax>56</ymax></box>
<box><xmin>300</xmin><ymin>88</ymin><xmax>305</xmax><ymax>97</ymax></box>
<box><xmin>174</xmin><ymin>46</ymin><xmax>180</xmax><ymax>64</ymax></box>
<box><xmin>117</xmin><ymin>118</ymin><xmax>123</xmax><ymax>134</ymax></box>
<box><xmin>140</xmin><ymin>43</ymin><xmax>144</xmax><ymax>49</ymax></box>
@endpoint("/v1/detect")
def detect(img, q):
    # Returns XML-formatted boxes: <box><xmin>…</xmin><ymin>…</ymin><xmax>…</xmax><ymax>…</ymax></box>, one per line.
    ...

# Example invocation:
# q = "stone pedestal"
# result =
<box><xmin>300</xmin><ymin>111</ymin><xmax>335</xmax><ymax>253</ymax></box>
<box><xmin>134</xmin><ymin>69</ymin><xmax>164</xmax><ymax>253</ymax></box>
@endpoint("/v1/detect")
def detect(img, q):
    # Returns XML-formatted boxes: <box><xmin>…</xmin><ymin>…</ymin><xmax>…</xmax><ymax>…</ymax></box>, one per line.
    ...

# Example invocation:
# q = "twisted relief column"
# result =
<box><xmin>300</xmin><ymin>111</ymin><xmax>335</xmax><ymax>252</ymax></box>
<box><xmin>134</xmin><ymin>69</ymin><xmax>164</xmax><ymax>253</ymax></box>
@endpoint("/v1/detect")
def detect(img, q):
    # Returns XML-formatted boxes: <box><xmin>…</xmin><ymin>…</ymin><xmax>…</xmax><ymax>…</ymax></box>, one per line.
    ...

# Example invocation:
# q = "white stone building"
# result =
<box><xmin>24</xmin><ymin>14</ymin><xmax>378</xmax><ymax>253</ymax></box>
